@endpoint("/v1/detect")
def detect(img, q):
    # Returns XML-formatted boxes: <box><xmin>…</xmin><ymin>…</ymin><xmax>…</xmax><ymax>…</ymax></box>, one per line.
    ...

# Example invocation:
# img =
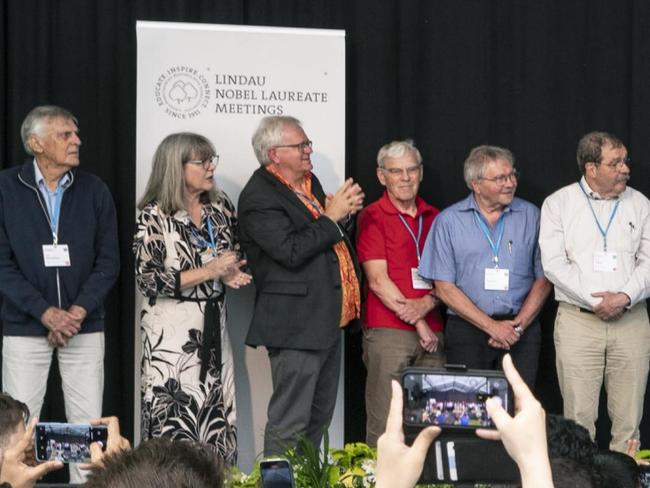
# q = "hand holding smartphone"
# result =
<box><xmin>34</xmin><ymin>422</ymin><xmax>107</xmax><ymax>464</ymax></box>
<box><xmin>401</xmin><ymin>367</ymin><xmax>514</xmax><ymax>430</ymax></box>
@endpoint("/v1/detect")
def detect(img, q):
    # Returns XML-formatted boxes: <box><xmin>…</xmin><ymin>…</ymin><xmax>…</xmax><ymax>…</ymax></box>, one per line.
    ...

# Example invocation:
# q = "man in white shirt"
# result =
<box><xmin>539</xmin><ymin>131</ymin><xmax>650</xmax><ymax>452</ymax></box>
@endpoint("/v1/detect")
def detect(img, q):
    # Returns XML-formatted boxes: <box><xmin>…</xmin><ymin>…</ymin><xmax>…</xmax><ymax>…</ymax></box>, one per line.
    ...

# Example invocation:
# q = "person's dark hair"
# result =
<box><xmin>576</xmin><ymin>131</ymin><xmax>625</xmax><ymax>175</ymax></box>
<box><xmin>550</xmin><ymin>457</ymin><xmax>596</xmax><ymax>488</ymax></box>
<box><xmin>546</xmin><ymin>413</ymin><xmax>597</xmax><ymax>466</ymax></box>
<box><xmin>592</xmin><ymin>450</ymin><xmax>641</xmax><ymax>488</ymax></box>
<box><xmin>0</xmin><ymin>392</ymin><xmax>29</xmax><ymax>449</ymax></box>
<box><xmin>84</xmin><ymin>438</ymin><xmax>225</xmax><ymax>488</ymax></box>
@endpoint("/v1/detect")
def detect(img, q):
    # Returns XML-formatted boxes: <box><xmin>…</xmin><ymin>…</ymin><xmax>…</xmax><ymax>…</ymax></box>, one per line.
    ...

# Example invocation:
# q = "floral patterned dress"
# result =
<box><xmin>133</xmin><ymin>194</ymin><xmax>238</xmax><ymax>464</ymax></box>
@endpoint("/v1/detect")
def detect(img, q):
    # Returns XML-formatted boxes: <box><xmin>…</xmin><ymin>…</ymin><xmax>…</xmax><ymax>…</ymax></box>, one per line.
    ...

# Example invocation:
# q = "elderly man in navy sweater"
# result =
<box><xmin>0</xmin><ymin>105</ymin><xmax>119</xmax><ymax>483</ymax></box>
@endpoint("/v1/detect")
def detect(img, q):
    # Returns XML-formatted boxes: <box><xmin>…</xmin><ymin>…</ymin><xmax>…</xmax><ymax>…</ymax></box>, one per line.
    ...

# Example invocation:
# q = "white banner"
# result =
<box><xmin>136</xmin><ymin>21</ymin><xmax>346</xmax><ymax>472</ymax></box>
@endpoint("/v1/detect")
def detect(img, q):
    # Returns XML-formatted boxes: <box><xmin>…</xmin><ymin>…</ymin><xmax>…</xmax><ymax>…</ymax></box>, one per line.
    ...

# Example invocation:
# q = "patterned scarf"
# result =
<box><xmin>265</xmin><ymin>165</ymin><xmax>360</xmax><ymax>326</ymax></box>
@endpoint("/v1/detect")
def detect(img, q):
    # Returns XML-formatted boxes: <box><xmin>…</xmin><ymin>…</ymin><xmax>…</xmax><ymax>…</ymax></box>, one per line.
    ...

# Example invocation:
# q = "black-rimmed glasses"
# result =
<box><xmin>185</xmin><ymin>155</ymin><xmax>219</xmax><ymax>169</ymax></box>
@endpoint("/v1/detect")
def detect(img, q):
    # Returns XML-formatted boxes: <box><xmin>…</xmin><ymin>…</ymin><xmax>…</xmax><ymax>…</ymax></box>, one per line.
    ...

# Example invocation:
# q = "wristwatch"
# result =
<box><xmin>513</xmin><ymin>325</ymin><xmax>524</xmax><ymax>336</ymax></box>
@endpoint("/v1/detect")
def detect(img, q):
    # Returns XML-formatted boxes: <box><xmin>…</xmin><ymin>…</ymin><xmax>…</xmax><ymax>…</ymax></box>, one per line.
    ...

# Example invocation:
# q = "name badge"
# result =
<box><xmin>411</xmin><ymin>268</ymin><xmax>433</xmax><ymax>290</ymax></box>
<box><xmin>484</xmin><ymin>268</ymin><xmax>509</xmax><ymax>291</ymax></box>
<box><xmin>593</xmin><ymin>251</ymin><xmax>618</xmax><ymax>272</ymax></box>
<box><xmin>42</xmin><ymin>244</ymin><xmax>71</xmax><ymax>267</ymax></box>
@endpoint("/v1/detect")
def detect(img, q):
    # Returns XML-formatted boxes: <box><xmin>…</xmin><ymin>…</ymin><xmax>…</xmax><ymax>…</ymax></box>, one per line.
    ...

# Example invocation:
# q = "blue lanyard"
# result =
<box><xmin>397</xmin><ymin>214</ymin><xmax>423</xmax><ymax>262</ymax></box>
<box><xmin>473</xmin><ymin>211</ymin><xmax>506</xmax><ymax>267</ymax></box>
<box><xmin>190</xmin><ymin>212</ymin><xmax>218</xmax><ymax>256</ymax></box>
<box><xmin>206</xmin><ymin>217</ymin><xmax>217</xmax><ymax>256</ymax></box>
<box><xmin>47</xmin><ymin>183</ymin><xmax>64</xmax><ymax>244</ymax></box>
<box><xmin>579</xmin><ymin>182</ymin><xmax>620</xmax><ymax>251</ymax></box>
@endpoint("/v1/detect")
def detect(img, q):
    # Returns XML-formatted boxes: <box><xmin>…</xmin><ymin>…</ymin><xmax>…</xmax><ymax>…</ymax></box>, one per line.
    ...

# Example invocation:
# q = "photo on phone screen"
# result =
<box><xmin>260</xmin><ymin>458</ymin><xmax>295</xmax><ymax>488</ymax></box>
<box><xmin>402</xmin><ymin>371</ymin><xmax>510</xmax><ymax>429</ymax></box>
<box><xmin>35</xmin><ymin>422</ymin><xmax>107</xmax><ymax>464</ymax></box>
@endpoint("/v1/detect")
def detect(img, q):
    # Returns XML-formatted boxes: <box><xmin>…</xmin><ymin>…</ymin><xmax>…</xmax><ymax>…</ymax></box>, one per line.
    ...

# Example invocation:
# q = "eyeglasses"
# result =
<box><xmin>274</xmin><ymin>140</ymin><xmax>313</xmax><ymax>152</ymax></box>
<box><xmin>380</xmin><ymin>164</ymin><xmax>422</xmax><ymax>177</ymax></box>
<box><xmin>185</xmin><ymin>155</ymin><xmax>219</xmax><ymax>169</ymax></box>
<box><xmin>593</xmin><ymin>157</ymin><xmax>631</xmax><ymax>170</ymax></box>
<box><xmin>478</xmin><ymin>169</ymin><xmax>519</xmax><ymax>186</ymax></box>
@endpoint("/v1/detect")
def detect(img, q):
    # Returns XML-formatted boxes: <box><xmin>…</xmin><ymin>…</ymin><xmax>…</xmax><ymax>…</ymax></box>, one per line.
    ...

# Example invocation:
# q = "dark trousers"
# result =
<box><xmin>445</xmin><ymin>315</ymin><xmax>541</xmax><ymax>388</ymax></box>
<box><xmin>264</xmin><ymin>337</ymin><xmax>341</xmax><ymax>456</ymax></box>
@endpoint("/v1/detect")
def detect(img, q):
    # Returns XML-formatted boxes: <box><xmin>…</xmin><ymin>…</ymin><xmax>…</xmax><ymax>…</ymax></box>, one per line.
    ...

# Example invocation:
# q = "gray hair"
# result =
<box><xmin>137</xmin><ymin>132</ymin><xmax>220</xmax><ymax>214</ymax></box>
<box><xmin>251</xmin><ymin>115</ymin><xmax>302</xmax><ymax>166</ymax></box>
<box><xmin>21</xmin><ymin>105</ymin><xmax>78</xmax><ymax>155</ymax></box>
<box><xmin>376</xmin><ymin>139</ymin><xmax>422</xmax><ymax>167</ymax></box>
<box><xmin>463</xmin><ymin>145</ymin><xmax>514</xmax><ymax>189</ymax></box>
<box><xmin>576</xmin><ymin>131</ymin><xmax>625</xmax><ymax>175</ymax></box>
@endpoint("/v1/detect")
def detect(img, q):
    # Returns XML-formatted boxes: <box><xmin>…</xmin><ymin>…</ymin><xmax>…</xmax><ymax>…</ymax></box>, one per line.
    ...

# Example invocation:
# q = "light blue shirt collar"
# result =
<box><xmin>33</xmin><ymin>159</ymin><xmax>72</xmax><ymax>191</ymax></box>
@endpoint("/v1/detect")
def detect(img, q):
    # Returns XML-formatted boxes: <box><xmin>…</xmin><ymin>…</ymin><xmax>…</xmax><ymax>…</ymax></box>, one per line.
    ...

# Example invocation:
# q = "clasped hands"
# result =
<box><xmin>487</xmin><ymin>319</ymin><xmax>523</xmax><ymax>350</ymax></box>
<box><xmin>204</xmin><ymin>250</ymin><xmax>252</xmax><ymax>289</ymax></box>
<box><xmin>324</xmin><ymin>178</ymin><xmax>364</xmax><ymax>222</ymax></box>
<box><xmin>590</xmin><ymin>291</ymin><xmax>630</xmax><ymax>321</ymax></box>
<box><xmin>395</xmin><ymin>294</ymin><xmax>439</xmax><ymax>353</ymax></box>
<box><xmin>41</xmin><ymin>304</ymin><xmax>87</xmax><ymax>347</ymax></box>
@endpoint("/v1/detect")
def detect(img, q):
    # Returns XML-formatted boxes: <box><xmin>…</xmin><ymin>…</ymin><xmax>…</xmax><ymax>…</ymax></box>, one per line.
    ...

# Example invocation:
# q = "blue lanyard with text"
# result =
<box><xmin>578</xmin><ymin>182</ymin><xmax>620</xmax><ymax>251</ymax></box>
<box><xmin>48</xmin><ymin>183</ymin><xmax>64</xmax><ymax>245</ymax></box>
<box><xmin>397</xmin><ymin>214</ymin><xmax>423</xmax><ymax>262</ymax></box>
<box><xmin>473</xmin><ymin>211</ymin><xmax>506</xmax><ymax>267</ymax></box>
<box><xmin>191</xmin><ymin>214</ymin><xmax>218</xmax><ymax>256</ymax></box>
<box><xmin>206</xmin><ymin>217</ymin><xmax>217</xmax><ymax>256</ymax></box>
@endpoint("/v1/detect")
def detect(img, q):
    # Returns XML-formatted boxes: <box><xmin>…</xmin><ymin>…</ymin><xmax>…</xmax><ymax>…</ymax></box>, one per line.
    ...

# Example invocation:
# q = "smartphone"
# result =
<box><xmin>401</xmin><ymin>367</ymin><xmax>513</xmax><ymax>429</ymax></box>
<box><xmin>260</xmin><ymin>458</ymin><xmax>296</xmax><ymax>488</ymax></box>
<box><xmin>35</xmin><ymin>422</ymin><xmax>107</xmax><ymax>464</ymax></box>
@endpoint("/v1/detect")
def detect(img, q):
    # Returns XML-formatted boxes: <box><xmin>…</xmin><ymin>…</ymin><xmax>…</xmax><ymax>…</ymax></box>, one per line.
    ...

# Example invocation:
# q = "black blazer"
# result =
<box><xmin>238</xmin><ymin>167</ymin><xmax>360</xmax><ymax>350</ymax></box>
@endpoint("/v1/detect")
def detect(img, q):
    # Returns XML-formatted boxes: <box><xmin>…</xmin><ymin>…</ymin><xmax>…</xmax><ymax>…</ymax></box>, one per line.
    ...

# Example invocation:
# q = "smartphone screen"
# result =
<box><xmin>35</xmin><ymin>422</ymin><xmax>107</xmax><ymax>464</ymax></box>
<box><xmin>402</xmin><ymin>371</ymin><xmax>511</xmax><ymax>429</ymax></box>
<box><xmin>260</xmin><ymin>458</ymin><xmax>295</xmax><ymax>488</ymax></box>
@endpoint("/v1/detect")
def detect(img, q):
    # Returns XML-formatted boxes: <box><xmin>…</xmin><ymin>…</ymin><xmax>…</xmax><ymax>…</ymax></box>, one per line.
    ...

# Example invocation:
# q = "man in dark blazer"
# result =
<box><xmin>238</xmin><ymin>115</ymin><xmax>364</xmax><ymax>455</ymax></box>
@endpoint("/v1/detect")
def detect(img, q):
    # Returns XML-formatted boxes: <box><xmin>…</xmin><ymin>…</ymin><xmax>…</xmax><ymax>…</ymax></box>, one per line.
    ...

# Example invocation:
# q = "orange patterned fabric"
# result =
<box><xmin>265</xmin><ymin>165</ymin><xmax>360</xmax><ymax>326</ymax></box>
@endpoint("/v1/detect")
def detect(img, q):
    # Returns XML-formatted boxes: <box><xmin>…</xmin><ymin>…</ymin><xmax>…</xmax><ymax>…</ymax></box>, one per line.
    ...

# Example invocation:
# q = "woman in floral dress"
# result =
<box><xmin>133</xmin><ymin>132</ymin><xmax>251</xmax><ymax>464</ymax></box>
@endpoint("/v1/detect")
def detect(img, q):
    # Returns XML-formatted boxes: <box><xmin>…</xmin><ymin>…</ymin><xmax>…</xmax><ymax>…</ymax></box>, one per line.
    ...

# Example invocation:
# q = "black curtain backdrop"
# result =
<box><xmin>2</xmin><ymin>1</ymin><xmax>650</xmax><ymax>479</ymax></box>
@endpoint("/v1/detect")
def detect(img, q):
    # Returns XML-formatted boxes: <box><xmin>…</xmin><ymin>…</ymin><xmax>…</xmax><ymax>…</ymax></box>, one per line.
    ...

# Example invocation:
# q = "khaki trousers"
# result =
<box><xmin>554</xmin><ymin>302</ymin><xmax>650</xmax><ymax>452</ymax></box>
<box><xmin>362</xmin><ymin>326</ymin><xmax>445</xmax><ymax>447</ymax></box>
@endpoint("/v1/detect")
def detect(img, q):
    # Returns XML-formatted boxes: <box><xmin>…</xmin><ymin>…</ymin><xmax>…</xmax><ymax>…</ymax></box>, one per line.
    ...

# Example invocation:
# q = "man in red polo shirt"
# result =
<box><xmin>356</xmin><ymin>139</ymin><xmax>445</xmax><ymax>446</ymax></box>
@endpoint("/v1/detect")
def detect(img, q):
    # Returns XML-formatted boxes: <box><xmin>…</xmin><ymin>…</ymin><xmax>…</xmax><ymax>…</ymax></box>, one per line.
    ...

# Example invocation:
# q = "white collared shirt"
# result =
<box><xmin>539</xmin><ymin>176</ymin><xmax>650</xmax><ymax>308</ymax></box>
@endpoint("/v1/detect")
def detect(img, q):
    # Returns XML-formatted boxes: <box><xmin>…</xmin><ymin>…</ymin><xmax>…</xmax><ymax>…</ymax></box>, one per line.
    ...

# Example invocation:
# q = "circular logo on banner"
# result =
<box><xmin>155</xmin><ymin>67</ymin><xmax>210</xmax><ymax>119</ymax></box>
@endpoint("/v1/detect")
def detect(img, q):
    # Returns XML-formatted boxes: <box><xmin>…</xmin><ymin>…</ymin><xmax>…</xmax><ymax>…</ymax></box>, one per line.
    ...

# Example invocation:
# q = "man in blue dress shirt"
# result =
<box><xmin>419</xmin><ymin>145</ymin><xmax>551</xmax><ymax>386</ymax></box>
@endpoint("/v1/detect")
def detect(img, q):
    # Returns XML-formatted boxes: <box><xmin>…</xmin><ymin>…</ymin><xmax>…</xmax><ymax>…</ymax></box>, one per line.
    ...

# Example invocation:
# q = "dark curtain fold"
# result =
<box><xmin>3</xmin><ymin>3</ymin><xmax>650</xmax><ymax>480</ymax></box>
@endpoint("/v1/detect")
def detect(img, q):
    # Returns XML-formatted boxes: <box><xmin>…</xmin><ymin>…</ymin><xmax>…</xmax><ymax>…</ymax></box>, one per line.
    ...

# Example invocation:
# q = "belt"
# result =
<box><xmin>490</xmin><ymin>314</ymin><xmax>516</xmax><ymax>321</ymax></box>
<box><xmin>200</xmin><ymin>298</ymin><xmax>222</xmax><ymax>383</ymax></box>
<box><xmin>565</xmin><ymin>304</ymin><xmax>629</xmax><ymax>315</ymax></box>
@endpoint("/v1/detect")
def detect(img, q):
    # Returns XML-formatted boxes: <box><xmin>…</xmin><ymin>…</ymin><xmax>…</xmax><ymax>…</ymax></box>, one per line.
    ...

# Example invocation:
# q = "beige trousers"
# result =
<box><xmin>554</xmin><ymin>302</ymin><xmax>650</xmax><ymax>452</ymax></box>
<box><xmin>362</xmin><ymin>326</ymin><xmax>445</xmax><ymax>447</ymax></box>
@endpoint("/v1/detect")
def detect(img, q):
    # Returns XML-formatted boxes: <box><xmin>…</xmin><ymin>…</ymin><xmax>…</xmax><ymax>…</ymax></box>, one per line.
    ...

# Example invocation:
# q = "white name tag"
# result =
<box><xmin>484</xmin><ymin>267</ymin><xmax>509</xmax><ymax>291</ymax></box>
<box><xmin>42</xmin><ymin>244</ymin><xmax>71</xmax><ymax>267</ymax></box>
<box><xmin>411</xmin><ymin>268</ymin><xmax>433</xmax><ymax>290</ymax></box>
<box><xmin>593</xmin><ymin>251</ymin><xmax>618</xmax><ymax>272</ymax></box>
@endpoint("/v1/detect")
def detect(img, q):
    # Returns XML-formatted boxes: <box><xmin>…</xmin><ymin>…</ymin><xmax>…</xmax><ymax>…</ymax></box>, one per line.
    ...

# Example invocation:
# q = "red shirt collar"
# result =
<box><xmin>377</xmin><ymin>191</ymin><xmax>434</xmax><ymax>218</ymax></box>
